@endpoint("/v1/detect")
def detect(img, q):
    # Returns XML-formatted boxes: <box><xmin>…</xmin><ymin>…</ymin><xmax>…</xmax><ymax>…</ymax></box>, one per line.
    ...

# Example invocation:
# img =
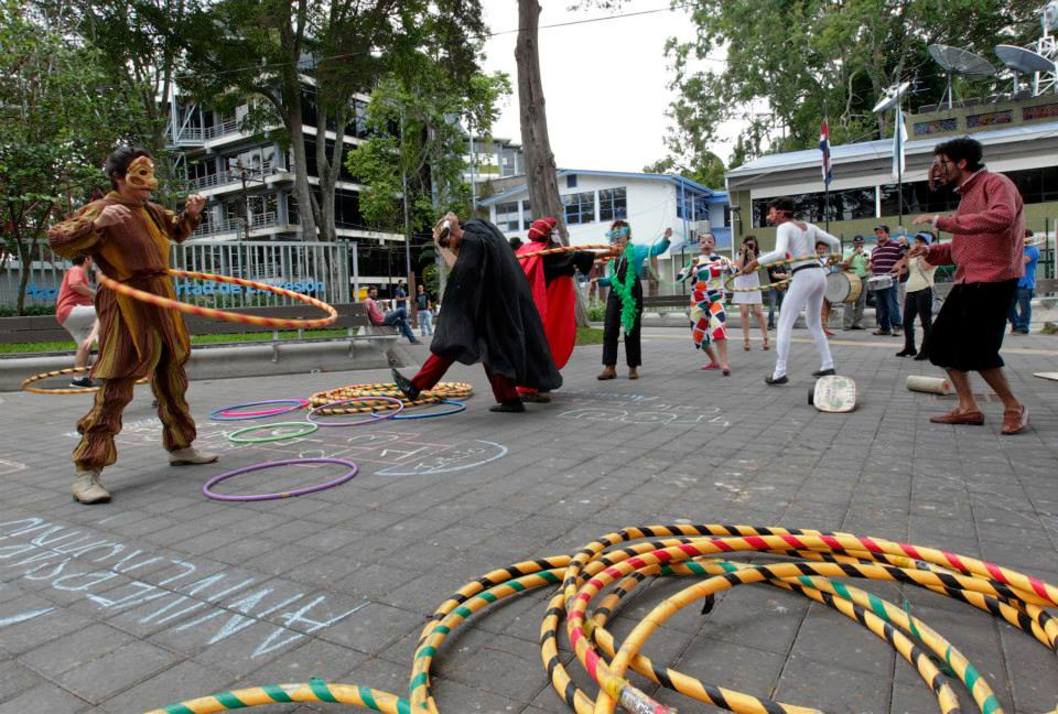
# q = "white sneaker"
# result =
<box><xmin>169</xmin><ymin>446</ymin><xmax>220</xmax><ymax>466</ymax></box>
<box><xmin>72</xmin><ymin>469</ymin><xmax>110</xmax><ymax>504</ymax></box>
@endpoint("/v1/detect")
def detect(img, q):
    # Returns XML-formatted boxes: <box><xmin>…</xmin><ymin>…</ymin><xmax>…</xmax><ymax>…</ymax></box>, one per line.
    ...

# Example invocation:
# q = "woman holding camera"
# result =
<box><xmin>732</xmin><ymin>236</ymin><xmax>770</xmax><ymax>351</ymax></box>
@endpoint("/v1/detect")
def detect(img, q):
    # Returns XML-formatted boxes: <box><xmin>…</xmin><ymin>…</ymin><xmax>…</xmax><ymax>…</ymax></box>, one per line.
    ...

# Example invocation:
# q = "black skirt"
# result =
<box><xmin>928</xmin><ymin>280</ymin><xmax>1016</xmax><ymax>372</ymax></box>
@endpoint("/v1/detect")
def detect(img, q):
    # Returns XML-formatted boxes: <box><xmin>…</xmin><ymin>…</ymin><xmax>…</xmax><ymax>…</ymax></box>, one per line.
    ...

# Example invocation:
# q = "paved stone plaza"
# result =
<box><xmin>0</xmin><ymin>326</ymin><xmax>1055</xmax><ymax>713</ymax></box>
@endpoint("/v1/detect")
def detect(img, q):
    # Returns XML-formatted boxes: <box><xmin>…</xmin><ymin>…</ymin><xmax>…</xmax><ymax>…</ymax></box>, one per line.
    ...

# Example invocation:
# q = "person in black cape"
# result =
<box><xmin>392</xmin><ymin>212</ymin><xmax>561</xmax><ymax>413</ymax></box>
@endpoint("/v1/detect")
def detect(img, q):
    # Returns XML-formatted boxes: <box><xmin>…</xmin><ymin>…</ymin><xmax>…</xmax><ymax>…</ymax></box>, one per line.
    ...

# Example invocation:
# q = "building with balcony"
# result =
<box><xmin>166</xmin><ymin>89</ymin><xmax>407</xmax><ymax>289</ymax></box>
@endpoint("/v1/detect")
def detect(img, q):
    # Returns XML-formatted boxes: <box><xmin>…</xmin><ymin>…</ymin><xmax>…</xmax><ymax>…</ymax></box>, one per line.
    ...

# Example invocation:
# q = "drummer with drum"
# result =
<box><xmin>820</xmin><ymin>241</ymin><xmax>865</xmax><ymax>333</ymax></box>
<box><xmin>840</xmin><ymin>236</ymin><xmax>869</xmax><ymax>329</ymax></box>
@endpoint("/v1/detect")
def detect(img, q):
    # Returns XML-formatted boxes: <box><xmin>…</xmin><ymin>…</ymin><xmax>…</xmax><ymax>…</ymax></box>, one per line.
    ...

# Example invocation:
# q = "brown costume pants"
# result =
<box><xmin>72</xmin><ymin>343</ymin><xmax>196</xmax><ymax>470</ymax></box>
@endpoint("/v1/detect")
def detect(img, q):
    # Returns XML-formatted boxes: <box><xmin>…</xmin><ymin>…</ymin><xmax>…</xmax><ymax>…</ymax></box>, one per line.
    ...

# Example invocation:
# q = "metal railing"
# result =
<box><xmin>204</xmin><ymin>118</ymin><xmax>241</xmax><ymax>140</ymax></box>
<box><xmin>3</xmin><ymin>240</ymin><xmax>357</xmax><ymax>310</ymax></box>
<box><xmin>188</xmin><ymin>161</ymin><xmax>274</xmax><ymax>191</ymax></box>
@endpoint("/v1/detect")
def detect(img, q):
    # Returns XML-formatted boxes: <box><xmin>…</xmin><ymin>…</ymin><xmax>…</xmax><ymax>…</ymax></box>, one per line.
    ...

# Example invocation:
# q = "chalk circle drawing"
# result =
<box><xmin>558</xmin><ymin>408</ymin><xmax>730</xmax><ymax>428</ymax></box>
<box><xmin>376</xmin><ymin>440</ymin><xmax>508</xmax><ymax>476</ymax></box>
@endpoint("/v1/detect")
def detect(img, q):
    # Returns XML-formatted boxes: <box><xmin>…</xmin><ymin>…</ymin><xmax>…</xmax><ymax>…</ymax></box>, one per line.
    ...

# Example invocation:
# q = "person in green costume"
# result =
<box><xmin>592</xmin><ymin>220</ymin><xmax>671</xmax><ymax>380</ymax></box>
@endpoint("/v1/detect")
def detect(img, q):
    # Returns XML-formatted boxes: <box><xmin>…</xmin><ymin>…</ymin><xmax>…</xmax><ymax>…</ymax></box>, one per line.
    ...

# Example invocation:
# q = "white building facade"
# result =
<box><xmin>478</xmin><ymin>170</ymin><xmax>730</xmax><ymax>293</ymax></box>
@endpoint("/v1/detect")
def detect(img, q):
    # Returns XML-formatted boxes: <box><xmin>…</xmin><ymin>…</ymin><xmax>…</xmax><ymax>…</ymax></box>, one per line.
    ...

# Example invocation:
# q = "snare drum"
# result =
<box><xmin>866</xmin><ymin>274</ymin><xmax>894</xmax><ymax>292</ymax></box>
<box><xmin>824</xmin><ymin>272</ymin><xmax>863</xmax><ymax>304</ymax></box>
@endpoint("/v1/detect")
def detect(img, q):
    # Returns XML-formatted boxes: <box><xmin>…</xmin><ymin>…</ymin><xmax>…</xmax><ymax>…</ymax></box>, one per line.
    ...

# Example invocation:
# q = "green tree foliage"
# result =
<box><xmin>663</xmin><ymin>0</ymin><xmax>1040</xmax><ymax>166</ymax></box>
<box><xmin>347</xmin><ymin>71</ymin><xmax>509</xmax><ymax>234</ymax></box>
<box><xmin>0</xmin><ymin>2</ymin><xmax>149</xmax><ymax>313</ymax></box>
<box><xmin>643</xmin><ymin>151</ymin><xmax>726</xmax><ymax>189</ymax></box>
<box><xmin>165</xmin><ymin>0</ymin><xmax>489</xmax><ymax>241</ymax></box>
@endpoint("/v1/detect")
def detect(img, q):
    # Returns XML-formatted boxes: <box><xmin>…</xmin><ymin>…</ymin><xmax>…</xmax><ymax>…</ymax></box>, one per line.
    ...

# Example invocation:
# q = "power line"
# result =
<box><xmin>173</xmin><ymin>3</ymin><xmax>725</xmax><ymax>82</ymax></box>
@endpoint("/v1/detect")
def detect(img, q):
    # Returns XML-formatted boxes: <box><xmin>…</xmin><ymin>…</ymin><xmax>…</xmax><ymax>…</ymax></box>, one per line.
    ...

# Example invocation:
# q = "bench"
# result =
<box><xmin>0</xmin><ymin>302</ymin><xmax>398</xmax><ymax>357</ymax></box>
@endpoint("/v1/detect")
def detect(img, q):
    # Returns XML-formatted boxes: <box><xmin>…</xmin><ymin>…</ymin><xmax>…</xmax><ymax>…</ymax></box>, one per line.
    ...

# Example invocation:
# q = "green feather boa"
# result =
<box><xmin>608</xmin><ymin>243</ymin><xmax>639</xmax><ymax>333</ymax></box>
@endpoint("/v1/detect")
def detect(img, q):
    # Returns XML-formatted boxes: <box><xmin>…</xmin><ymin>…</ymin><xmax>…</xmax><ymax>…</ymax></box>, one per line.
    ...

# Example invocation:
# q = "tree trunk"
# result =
<box><xmin>15</xmin><ymin>240</ymin><xmax>32</xmax><ymax>316</ymax></box>
<box><xmin>284</xmin><ymin>101</ymin><xmax>318</xmax><ymax>241</ymax></box>
<box><xmin>515</xmin><ymin>0</ymin><xmax>567</xmax><ymax>244</ymax></box>
<box><xmin>279</xmin><ymin>2</ymin><xmax>317</xmax><ymax>241</ymax></box>
<box><xmin>516</xmin><ymin>0</ymin><xmax>590</xmax><ymax>326</ymax></box>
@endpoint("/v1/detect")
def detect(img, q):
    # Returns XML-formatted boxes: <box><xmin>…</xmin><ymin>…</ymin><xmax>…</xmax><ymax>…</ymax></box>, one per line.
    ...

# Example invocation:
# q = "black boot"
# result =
<box><xmin>391</xmin><ymin>368</ymin><xmax>420</xmax><ymax>400</ymax></box>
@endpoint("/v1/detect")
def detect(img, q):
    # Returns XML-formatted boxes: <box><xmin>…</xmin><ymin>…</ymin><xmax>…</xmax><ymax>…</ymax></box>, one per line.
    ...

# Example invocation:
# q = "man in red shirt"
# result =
<box><xmin>911</xmin><ymin>137</ymin><xmax>1028</xmax><ymax>435</ymax></box>
<box><xmin>55</xmin><ymin>255</ymin><xmax>99</xmax><ymax>387</ymax></box>
<box><xmin>363</xmin><ymin>286</ymin><xmax>420</xmax><ymax>344</ymax></box>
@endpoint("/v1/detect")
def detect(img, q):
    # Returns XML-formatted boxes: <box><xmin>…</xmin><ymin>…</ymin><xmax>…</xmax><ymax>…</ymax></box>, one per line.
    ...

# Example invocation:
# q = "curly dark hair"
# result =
<box><xmin>103</xmin><ymin>145</ymin><xmax>153</xmax><ymax>189</ymax></box>
<box><xmin>934</xmin><ymin>137</ymin><xmax>984</xmax><ymax>172</ymax></box>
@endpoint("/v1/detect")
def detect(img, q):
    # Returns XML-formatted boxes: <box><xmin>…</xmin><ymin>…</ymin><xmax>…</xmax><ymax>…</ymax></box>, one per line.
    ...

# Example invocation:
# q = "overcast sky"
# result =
<box><xmin>477</xmin><ymin>0</ymin><xmax>735</xmax><ymax>174</ymax></box>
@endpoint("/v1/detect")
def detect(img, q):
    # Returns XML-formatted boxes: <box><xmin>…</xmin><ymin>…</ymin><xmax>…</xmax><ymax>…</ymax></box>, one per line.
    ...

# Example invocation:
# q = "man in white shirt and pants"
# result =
<box><xmin>740</xmin><ymin>197</ymin><xmax>842</xmax><ymax>384</ymax></box>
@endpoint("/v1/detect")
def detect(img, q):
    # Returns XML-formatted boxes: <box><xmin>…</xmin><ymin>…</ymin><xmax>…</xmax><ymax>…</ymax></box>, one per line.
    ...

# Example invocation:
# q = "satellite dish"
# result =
<box><xmin>995</xmin><ymin>44</ymin><xmax>1057</xmax><ymax>95</ymax></box>
<box><xmin>928</xmin><ymin>44</ymin><xmax>996</xmax><ymax>109</ymax></box>
<box><xmin>871</xmin><ymin>81</ymin><xmax>911</xmax><ymax>113</ymax></box>
<box><xmin>928</xmin><ymin>45</ymin><xmax>996</xmax><ymax>76</ymax></box>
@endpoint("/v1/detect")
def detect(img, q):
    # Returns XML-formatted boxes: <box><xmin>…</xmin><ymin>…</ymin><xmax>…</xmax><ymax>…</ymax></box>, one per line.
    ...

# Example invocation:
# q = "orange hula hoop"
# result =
<box><xmin>516</xmin><ymin>244</ymin><xmax>616</xmax><ymax>259</ymax></box>
<box><xmin>96</xmin><ymin>269</ymin><xmax>338</xmax><ymax>329</ymax></box>
<box><xmin>22</xmin><ymin>366</ymin><xmax>148</xmax><ymax>395</ymax></box>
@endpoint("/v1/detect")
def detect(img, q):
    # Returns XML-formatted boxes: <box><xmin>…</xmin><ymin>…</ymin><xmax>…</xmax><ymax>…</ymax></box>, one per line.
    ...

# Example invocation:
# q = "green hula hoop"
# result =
<box><xmin>227</xmin><ymin>421</ymin><xmax>319</xmax><ymax>444</ymax></box>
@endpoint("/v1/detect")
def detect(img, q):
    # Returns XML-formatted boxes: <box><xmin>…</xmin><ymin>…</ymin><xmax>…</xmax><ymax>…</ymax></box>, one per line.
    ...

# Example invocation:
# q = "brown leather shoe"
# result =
<box><xmin>929</xmin><ymin>409</ymin><xmax>984</xmax><ymax>425</ymax></box>
<box><xmin>597</xmin><ymin>368</ymin><xmax>617</xmax><ymax>381</ymax></box>
<box><xmin>1001</xmin><ymin>405</ymin><xmax>1028</xmax><ymax>435</ymax></box>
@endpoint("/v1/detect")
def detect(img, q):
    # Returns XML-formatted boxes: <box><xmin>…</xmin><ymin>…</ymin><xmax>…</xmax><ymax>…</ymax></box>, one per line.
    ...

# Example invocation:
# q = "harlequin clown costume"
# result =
<box><xmin>515</xmin><ymin>217</ymin><xmax>595</xmax><ymax>402</ymax></box>
<box><xmin>678</xmin><ymin>253</ymin><xmax>734</xmax><ymax>351</ymax></box>
<box><xmin>47</xmin><ymin>148</ymin><xmax>217</xmax><ymax>505</ymax></box>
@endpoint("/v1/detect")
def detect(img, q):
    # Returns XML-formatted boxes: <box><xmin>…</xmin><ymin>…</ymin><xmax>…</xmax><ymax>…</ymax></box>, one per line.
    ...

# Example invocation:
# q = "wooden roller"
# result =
<box><xmin>905</xmin><ymin>375</ymin><xmax>952</xmax><ymax>395</ymax></box>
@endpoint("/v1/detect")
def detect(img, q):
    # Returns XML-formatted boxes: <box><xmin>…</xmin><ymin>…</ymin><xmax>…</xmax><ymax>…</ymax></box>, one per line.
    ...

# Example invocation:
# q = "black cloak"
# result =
<box><xmin>431</xmin><ymin>219</ymin><xmax>562</xmax><ymax>392</ymax></box>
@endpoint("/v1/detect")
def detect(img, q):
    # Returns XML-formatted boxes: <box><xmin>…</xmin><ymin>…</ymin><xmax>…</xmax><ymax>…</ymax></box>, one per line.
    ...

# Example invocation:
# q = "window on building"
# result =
<box><xmin>335</xmin><ymin>190</ymin><xmax>363</xmax><ymax>228</ymax></box>
<box><xmin>752</xmin><ymin>186</ymin><xmax>881</xmax><ymax>227</ymax></box>
<box><xmin>566</xmin><ymin>174</ymin><xmax>578</xmax><ymax>188</ymax></box>
<box><xmin>521</xmin><ymin>200</ymin><xmax>533</xmax><ymax>229</ymax></box>
<box><xmin>693</xmin><ymin>194</ymin><xmax>709</xmax><ymax>222</ymax></box>
<box><xmin>598</xmin><ymin>188</ymin><xmax>627</xmax><ymax>222</ymax></box>
<box><xmin>563</xmin><ymin>191</ymin><xmax>595</xmax><ymax>224</ymax></box>
<box><xmin>495</xmin><ymin>201</ymin><xmax>520</xmax><ymax>232</ymax></box>
<box><xmin>1006</xmin><ymin>165</ymin><xmax>1058</xmax><ymax>204</ymax></box>
<box><xmin>879</xmin><ymin>181</ymin><xmax>958</xmax><ymax>217</ymax></box>
<box><xmin>500</xmin><ymin>151</ymin><xmax>516</xmax><ymax>177</ymax></box>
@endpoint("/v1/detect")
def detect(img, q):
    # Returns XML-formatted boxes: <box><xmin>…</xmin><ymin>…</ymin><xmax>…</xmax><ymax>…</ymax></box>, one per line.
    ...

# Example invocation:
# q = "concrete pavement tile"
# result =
<box><xmin>0</xmin><ymin>683</ymin><xmax>89</xmax><ymax>714</ymax></box>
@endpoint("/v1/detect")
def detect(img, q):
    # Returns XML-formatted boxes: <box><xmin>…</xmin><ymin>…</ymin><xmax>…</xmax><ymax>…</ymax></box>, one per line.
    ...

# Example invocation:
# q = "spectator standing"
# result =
<box><xmin>869</xmin><ymin>225</ymin><xmax>906</xmax><ymax>335</ymax></box>
<box><xmin>415</xmin><ymin>283</ymin><xmax>434</xmax><ymax>337</ymax></box>
<box><xmin>55</xmin><ymin>255</ymin><xmax>99</xmax><ymax>387</ymax></box>
<box><xmin>894</xmin><ymin>232</ymin><xmax>937</xmax><ymax>360</ymax></box>
<box><xmin>394</xmin><ymin>282</ymin><xmax>408</xmax><ymax>310</ymax></box>
<box><xmin>1008</xmin><ymin>230</ymin><xmax>1039</xmax><ymax>335</ymax></box>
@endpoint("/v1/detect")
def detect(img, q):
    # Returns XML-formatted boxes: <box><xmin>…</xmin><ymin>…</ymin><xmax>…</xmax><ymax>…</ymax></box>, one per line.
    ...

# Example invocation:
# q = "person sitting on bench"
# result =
<box><xmin>364</xmin><ymin>286</ymin><xmax>420</xmax><ymax>344</ymax></box>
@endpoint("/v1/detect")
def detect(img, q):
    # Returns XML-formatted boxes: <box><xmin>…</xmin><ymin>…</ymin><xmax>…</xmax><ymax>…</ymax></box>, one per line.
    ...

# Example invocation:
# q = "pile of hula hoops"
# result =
<box><xmin>203</xmin><ymin>382</ymin><xmax>474</xmax><ymax>502</ymax></box>
<box><xmin>206</xmin><ymin>380</ymin><xmax>475</xmax><ymax>445</ymax></box>
<box><xmin>147</xmin><ymin>523</ymin><xmax>1057</xmax><ymax>714</ymax></box>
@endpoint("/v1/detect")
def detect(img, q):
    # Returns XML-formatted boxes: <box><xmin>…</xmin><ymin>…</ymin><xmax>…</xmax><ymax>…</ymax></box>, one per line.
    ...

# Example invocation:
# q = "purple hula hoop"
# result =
<box><xmin>305</xmin><ymin>396</ymin><xmax>405</xmax><ymax>426</ymax></box>
<box><xmin>210</xmin><ymin>399</ymin><xmax>309</xmax><ymax>421</ymax></box>
<box><xmin>202</xmin><ymin>457</ymin><xmax>359</xmax><ymax>502</ymax></box>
